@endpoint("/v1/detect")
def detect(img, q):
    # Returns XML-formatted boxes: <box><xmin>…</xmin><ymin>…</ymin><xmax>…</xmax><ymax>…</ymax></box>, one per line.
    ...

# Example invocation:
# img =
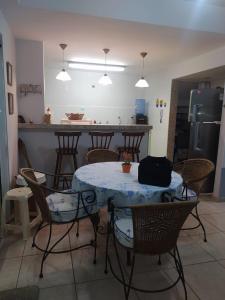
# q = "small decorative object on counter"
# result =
<box><xmin>122</xmin><ymin>152</ymin><xmax>132</xmax><ymax>173</ymax></box>
<box><xmin>43</xmin><ymin>107</ymin><xmax>51</xmax><ymax>124</ymax></box>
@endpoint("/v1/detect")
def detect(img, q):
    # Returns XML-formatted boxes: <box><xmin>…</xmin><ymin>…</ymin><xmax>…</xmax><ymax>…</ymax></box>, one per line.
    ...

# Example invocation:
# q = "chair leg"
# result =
<box><xmin>158</xmin><ymin>255</ymin><xmax>162</xmax><ymax>265</ymax></box>
<box><xmin>54</xmin><ymin>153</ymin><xmax>60</xmax><ymax>188</ymax></box>
<box><xmin>19</xmin><ymin>201</ymin><xmax>30</xmax><ymax>240</ymax></box>
<box><xmin>174</xmin><ymin>247</ymin><xmax>187</xmax><ymax>300</ymax></box>
<box><xmin>194</xmin><ymin>205</ymin><xmax>207</xmax><ymax>242</ymax></box>
<box><xmin>73</xmin><ymin>154</ymin><xmax>78</xmax><ymax>171</ymax></box>
<box><xmin>76</xmin><ymin>220</ymin><xmax>80</xmax><ymax>237</ymax></box>
<box><xmin>104</xmin><ymin>221</ymin><xmax>111</xmax><ymax>274</ymax></box>
<box><xmin>40</xmin><ymin>223</ymin><xmax>52</xmax><ymax>278</ymax></box>
<box><xmin>126</xmin><ymin>250</ymin><xmax>131</xmax><ymax>266</ymax></box>
<box><xmin>136</xmin><ymin>153</ymin><xmax>140</xmax><ymax>163</ymax></box>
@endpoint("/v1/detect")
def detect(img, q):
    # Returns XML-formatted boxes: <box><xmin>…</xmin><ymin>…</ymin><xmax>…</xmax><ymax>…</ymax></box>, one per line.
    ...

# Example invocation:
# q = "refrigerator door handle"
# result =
<box><xmin>202</xmin><ymin>121</ymin><xmax>221</xmax><ymax>125</ymax></box>
<box><xmin>193</xmin><ymin>122</ymin><xmax>201</xmax><ymax>151</ymax></box>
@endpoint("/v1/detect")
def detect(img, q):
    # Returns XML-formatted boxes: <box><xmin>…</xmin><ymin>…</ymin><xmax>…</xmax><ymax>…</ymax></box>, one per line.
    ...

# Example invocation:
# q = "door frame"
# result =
<box><xmin>0</xmin><ymin>33</ymin><xmax>10</xmax><ymax>199</ymax></box>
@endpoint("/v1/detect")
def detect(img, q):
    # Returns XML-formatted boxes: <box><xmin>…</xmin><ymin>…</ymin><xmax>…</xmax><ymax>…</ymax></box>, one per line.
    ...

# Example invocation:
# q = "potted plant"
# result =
<box><xmin>122</xmin><ymin>152</ymin><xmax>132</xmax><ymax>173</ymax></box>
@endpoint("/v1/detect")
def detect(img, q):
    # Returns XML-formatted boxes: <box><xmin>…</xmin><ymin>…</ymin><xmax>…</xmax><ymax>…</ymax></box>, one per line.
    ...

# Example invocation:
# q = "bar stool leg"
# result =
<box><xmin>55</xmin><ymin>154</ymin><xmax>63</xmax><ymax>189</ymax></box>
<box><xmin>136</xmin><ymin>153</ymin><xmax>140</xmax><ymax>162</ymax></box>
<box><xmin>54</xmin><ymin>152</ymin><xmax>60</xmax><ymax>188</ymax></box>
<box><xmin>19</xmin><ymin>201</ymin><xmax>30</xmax><ymax>240</ymax></box>
<box><xmin>72</xmin><ymin>154</ymin><xmax>78</xmax><ymax>171</ymax></box>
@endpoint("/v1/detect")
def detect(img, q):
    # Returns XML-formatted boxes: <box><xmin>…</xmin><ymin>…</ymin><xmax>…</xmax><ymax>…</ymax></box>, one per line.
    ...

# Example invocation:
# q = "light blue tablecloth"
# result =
<box><xmin>72</xmin><ymin>162</ymin><xmax>183</xmax><ymax>208</ymax></box>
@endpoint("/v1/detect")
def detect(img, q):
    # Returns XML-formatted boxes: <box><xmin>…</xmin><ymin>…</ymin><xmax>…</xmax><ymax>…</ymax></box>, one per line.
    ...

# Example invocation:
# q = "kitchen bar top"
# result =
<box><xmin>18</xmin><ymin>123</ymin><xmax>152</xmax><ymax>132</ymax></box>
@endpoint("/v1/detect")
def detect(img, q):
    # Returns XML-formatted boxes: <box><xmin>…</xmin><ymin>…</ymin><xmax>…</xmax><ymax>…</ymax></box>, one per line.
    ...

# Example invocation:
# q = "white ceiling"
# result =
<box><xmin>1</xmin><ymin>0</ymin><xmax>225</xmax><ymax>73</ymax></box>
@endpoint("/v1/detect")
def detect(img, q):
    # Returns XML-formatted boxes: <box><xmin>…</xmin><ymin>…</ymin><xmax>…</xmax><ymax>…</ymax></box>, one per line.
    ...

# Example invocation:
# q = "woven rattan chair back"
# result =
<box><xmin>174</xmin><ymin>159</ymin><xmax>215</xmax><ymax>195</ymax></box>
<box><xmin>55</xmin><ymin>131</ymin><xmax>81</xmax><ymax>154</ymax></box>
<box><xmin>87</xmin><ymin>149</ymin><xmax>119</xmax><ymax>164</ymax></box>
<box><xmin>89</xmin><ymin>131</ymin><xmax>114</xmax><ymax>150</ymax></box>
<box><xmin>18</xmin><ymin>138</ymin><xmax>32</xmax><ymax>168</ymax></box>
<box><xmin>20</xmin><ymin>168</ymin><xmax>51</xmax><ymax>223</ymax></box>
<box><xmin>131</xmin><ymin>201</ymin><xmax>197</xmax><ymax>255</ymax></box>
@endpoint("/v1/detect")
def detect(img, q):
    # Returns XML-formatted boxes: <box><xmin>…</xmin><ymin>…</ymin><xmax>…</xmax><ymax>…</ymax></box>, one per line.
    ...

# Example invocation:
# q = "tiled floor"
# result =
<box><xmin>1</xmin><ymin>197</ymin><xmax>225</xmax><ymax>299</ymax></box>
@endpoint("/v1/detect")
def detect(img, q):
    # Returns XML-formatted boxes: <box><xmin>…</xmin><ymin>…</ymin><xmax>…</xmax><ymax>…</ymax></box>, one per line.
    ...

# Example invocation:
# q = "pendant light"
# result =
<box><xmin>98</xmin><ymin>48</ymin><xmax>112</xmax><ymax>86</ymax></box>
<box><xmin>56</xmin><ymin>43</ymin><xmax>71</xmax><ymax>82</ymax></box>
<box><xmin>135</xmin><ymin>52</ymin><xmax>149</xmax><ymax>88</ymax></box>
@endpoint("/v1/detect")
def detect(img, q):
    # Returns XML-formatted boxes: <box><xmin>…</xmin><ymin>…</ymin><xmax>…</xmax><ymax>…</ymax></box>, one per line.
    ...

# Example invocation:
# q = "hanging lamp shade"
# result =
<box><xmin>98</xmin><ymin>73</ymin><xmax>112</xmax><ymax>86</ymax></box>
<box><xmin>135</xmin><ymin>52</ymin><xmax>149</xmax><ymax>88</ymax></box>
<box><xmin>98</xmin><ymin>48</ymin><xmax>112</xmax><ymax>86</ymax></box>
<box><xmin>56</xmin><ymin>43</ymin><xmax>71</xmax><ymax>82</ymax></box>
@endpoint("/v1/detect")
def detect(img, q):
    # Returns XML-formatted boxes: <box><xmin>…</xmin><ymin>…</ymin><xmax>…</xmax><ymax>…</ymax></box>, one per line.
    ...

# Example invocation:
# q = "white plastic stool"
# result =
<box><xmin>1</xmin><ymin>187</ymin><xmax>42</xmax><ymax>240</ymax></box>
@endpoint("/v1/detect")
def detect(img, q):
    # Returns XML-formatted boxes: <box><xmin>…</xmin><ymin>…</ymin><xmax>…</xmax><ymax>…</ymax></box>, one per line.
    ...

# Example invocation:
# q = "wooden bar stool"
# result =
<box><xmin>88</xmin><ymin>131</ymin><xmax>114</xmax><ymax>150</ymax></box>
<box><xmin>54</xmin><ymin>131</ymin><xmax>81</xmax><ymax>188</ymax></box>
<box><xmin>118</xmin><ymin>131</ymin><xmax>145</xmax><ymax>162</ymax></box>
<box><xmin>1</xmin><ymin>187</ymin><xmax>42</xmax><ymax>240</ymax></box>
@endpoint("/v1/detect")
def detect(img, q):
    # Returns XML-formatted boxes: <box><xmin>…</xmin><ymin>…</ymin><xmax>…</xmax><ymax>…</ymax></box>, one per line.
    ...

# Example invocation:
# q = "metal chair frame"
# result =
<box><xmin>86</xmin><ymin>149</ymin><xmax>119</xmax><ymax>164</ymax></box>
<box><xmin>20</xmin><ymin>168</ymin><xmax>99</xmax><ymax>278</ymax></box>
<box><xmin>104</xmin><ymin>199</ymin><xmax>198</xmax><ymax>300</ymax></box>
<box><xmin>174</xmin><ymin>158</ymin><xmax>215</xmax><ymax>242</ymax></box>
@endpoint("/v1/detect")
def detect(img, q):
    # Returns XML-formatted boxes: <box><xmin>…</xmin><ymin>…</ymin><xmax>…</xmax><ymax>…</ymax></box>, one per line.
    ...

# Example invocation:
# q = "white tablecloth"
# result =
<box><xmin>72</xmin><ymin>162</ymin><xmax>183</xmax><ymax>208</ymax></box>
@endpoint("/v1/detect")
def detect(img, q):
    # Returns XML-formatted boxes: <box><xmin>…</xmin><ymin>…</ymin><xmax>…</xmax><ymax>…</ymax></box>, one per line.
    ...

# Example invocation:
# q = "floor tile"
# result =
<box><xmin>177</xmin><ymin>235</ymin><xmax>215</xmax><ymax>266</ymax></box>
<box><xmin>198</xmin><ymin>199</ymin><xmax>225</xmax><ymax>215</ymax></box>
<box><xmin>76</xmin><ymin>277</ymin><xmax>137</xmax><ymax>300</ymax></box>
<box><xmin>182</xmin><ymin>214</ymin><xmax>219</xmax><ymax>237</ymax></box>
<box><xmin>17</xmin><ymin>253</ymin><xmax>74</xmax><ymax>288</ymax></box>
<box><xmin>0</xmin><ymin>258</ymin><xmax>21</xmax><ymax>291</ymax></box>
<box><xmin>72</xmin><ymin>245</ymin><xmax>111</xmax><ymax>284</ymax></box>
<box><xmin>134</xmin><ymin>269</ymin><xmax>199</xmax><ymax>300</ymax></box>
<box><xmin>24</xmin><ymin>224</ymin><xmax>70</xmax><ymax>256</ymax></box>
<box><xmin>0</xmin><ymin>234</ymin><xmax>25</xmax><ymax>259</ymax></box>
<box><xmin>39</xmin><ymin>284</ymin><xmax>77</xmax><ymax>300</ymax></box>
<box><xmin>194</xmin><ymin>232</ymin><xmax>225</xmax><ymax>260</ymax></box>
<box><xmin>202</xmin><ymin>213</ymin><xmax>225</xmax><ymax>232</ymax></box>
<box><xmin>184</xmin><ymin>261</ymin><xmax>225</xmax><ymax>300</ymax></box>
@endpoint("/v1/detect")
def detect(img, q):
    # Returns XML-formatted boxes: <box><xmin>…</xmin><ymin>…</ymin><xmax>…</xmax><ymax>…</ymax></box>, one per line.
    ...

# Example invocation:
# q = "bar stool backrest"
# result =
<box><xmin>55</xmin><ymin>131</ymin><xmax>81</xmax><ymax>154</ymax></box>
<box><xmin>89</xmin><ymin>131</ymin><xmax>114</xmax><ymax>150</ymax></box>
<box><xmin>122</xmin><ymin>132</ymin><xmax>145</xmax><ymax>151</ymax></box>
<box><xmin>20</xmin><ymin>168</ymin><xmax>52</xmax><ymax>222</ymax></box>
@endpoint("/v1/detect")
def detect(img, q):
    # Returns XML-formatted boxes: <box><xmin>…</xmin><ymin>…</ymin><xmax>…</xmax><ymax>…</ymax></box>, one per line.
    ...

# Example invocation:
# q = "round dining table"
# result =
<box><xmin>72</xmin><ymin>162</ymin><xmax>183</xmax><ymax>208</ymax></box>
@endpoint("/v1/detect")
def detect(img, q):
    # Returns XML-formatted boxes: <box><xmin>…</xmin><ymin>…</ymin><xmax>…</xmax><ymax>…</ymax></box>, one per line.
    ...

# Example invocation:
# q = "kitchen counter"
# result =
<box><xmin>18</xmin><ymin>123</ymin><xmax>152</xmax><ymax>173</ymax></box>
<box><xmin>18</xmin><ymin>123</ymin><xmax>152</xmax><ymax>132</ymax></box>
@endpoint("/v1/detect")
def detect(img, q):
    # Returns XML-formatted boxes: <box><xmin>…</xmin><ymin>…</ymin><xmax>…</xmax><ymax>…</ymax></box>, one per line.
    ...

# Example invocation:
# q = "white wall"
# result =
<box><xmin>0</xmin><ymin>10</ymin><xmax>17</xmax><ymax>188</ymax></box>
<box><xmin>45</xmin><ymin>66</ymin><xmax>147</xmax><ymax>124</ymax></box>
<box><xmin>16</xmin><ymin>39</ymin><xmax>45</xmax><ymax>123</ymax></box>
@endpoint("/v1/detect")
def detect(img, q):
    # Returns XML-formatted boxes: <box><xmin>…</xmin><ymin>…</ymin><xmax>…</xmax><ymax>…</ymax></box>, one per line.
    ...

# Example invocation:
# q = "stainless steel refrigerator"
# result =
<box><xmin>188</xmin><ymin>88</ymin><xmax>223</xmax><ymax>192</ymax></box>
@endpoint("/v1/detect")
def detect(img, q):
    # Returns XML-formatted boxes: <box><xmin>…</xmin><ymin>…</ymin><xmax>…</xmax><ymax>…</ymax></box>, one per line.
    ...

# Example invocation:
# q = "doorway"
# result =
<box><xmin>167</xmin><ymin>66</ymin><xmax>225</xmax><ymax>194</ymax></box>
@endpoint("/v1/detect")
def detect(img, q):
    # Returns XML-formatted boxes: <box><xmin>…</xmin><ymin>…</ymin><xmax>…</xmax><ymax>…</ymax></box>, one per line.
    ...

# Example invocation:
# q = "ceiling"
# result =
<box><xmin>1</xmin><ymin>0</ymin><xmax>225</xmax><ymax>74</ymax></box>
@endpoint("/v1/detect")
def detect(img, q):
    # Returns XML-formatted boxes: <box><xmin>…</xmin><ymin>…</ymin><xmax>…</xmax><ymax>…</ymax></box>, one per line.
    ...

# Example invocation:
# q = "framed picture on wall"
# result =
<box><xmin>8</xmin><ymin>93</ymin><xmax>14</xmax><ymax>115</ymax></box>
<box><xmin>6</xmin><ymin>62</ymin><xmax>12</xmax><ymax>86</ymax></box>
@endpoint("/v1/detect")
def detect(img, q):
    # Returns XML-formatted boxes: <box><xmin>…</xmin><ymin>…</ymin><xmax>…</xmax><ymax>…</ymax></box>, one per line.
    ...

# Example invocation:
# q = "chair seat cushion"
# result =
<box><xmin>46</xmin><ymin>192</ymin><xmax>98</xmax><ymax>223</ymax></box>
<box><xmin>114</xmin><ymin>218</ymin><xmax>133</xmax><ymax>248</ymax></box>
<box><xmin>16</xmin><ymin>172</ymin><xmax>46</xmax><ymax>186</ymax></box>
<box><xmin>183</xmin><ymin>188</ymin><xmax>197</xmax><ymax>200</ymax></box>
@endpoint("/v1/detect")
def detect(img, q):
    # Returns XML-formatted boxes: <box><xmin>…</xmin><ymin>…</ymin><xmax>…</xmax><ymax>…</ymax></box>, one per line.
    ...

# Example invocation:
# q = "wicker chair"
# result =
<box><xmin>105</xmin><ymin>200</ymin><xmax>198</xmax><ymax>300</ymax></box>
<box><xmin>173</xmin><ymin>158</ymin><xmax>215</xmax><ymax>242</ymax></box>
<box><xmin>20</xmin><ymin>168</ymin><xmax>99</xmax><ymax>278</ymax></box>
<box><xmin>86</xmin><ymin>149</ymin><xmax>119</xmax><ymax>164</ymax></box>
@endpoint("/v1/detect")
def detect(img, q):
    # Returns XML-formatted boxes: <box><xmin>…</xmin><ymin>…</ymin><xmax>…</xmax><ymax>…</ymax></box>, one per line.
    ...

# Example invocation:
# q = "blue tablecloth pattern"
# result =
<box><xmin>72</xmin><ymin>162</ymin><xmax>183</xmax><ymax>208</ymax></box>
